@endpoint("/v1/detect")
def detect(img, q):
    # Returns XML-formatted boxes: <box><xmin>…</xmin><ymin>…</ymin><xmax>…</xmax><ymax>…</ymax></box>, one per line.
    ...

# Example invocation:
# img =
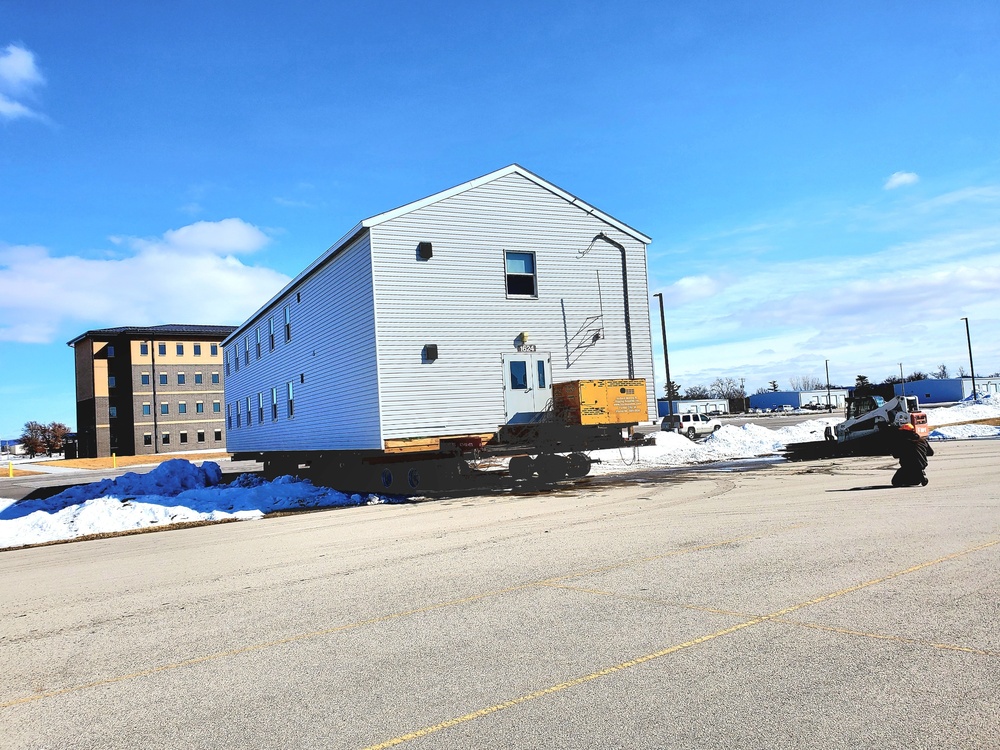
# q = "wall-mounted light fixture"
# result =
<box><xmin>417</xmin><ymin>242</ymin><xmax>433</xmax><ymax>260</ymax></box>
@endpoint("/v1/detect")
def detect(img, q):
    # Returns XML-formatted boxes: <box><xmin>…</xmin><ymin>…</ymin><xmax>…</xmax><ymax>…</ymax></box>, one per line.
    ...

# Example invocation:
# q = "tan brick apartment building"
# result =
<box><xmin>68</xmin><ymin>325</ymin><xmax>237</xmax><ymax>458</ymax></box>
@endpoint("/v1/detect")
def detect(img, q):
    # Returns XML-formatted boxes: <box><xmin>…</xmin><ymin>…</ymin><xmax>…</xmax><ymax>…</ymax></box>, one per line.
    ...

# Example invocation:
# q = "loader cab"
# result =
<box><xmin>846</xmin><ymin>395</ymin><xmax>883</xmax><ymax>420</ymax></box>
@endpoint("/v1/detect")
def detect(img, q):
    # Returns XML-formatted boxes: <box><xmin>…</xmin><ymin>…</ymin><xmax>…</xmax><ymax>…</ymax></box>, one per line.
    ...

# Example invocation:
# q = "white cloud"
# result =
<box><xmin>0</xmin><ymin>43</ymin><xmax>45</xmax><ymax>121</ymax></box>
<box><xmin>0</xmin><ymin>219</ymin><xmax>289</xmax><ymax>344</ymax></box>
<box><xmin>884</xmin><ymin>171</ymin><xmax>919</xmax><ymax>190</ymax></box>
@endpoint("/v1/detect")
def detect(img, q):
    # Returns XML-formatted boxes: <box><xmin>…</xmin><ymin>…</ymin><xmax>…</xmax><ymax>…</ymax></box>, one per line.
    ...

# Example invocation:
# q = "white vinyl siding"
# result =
<box><xmin>369</xmin><ymin>172</ymin><xmax>655</xmax><ymax>439</ymax></box>
<box><xmin>223</xmin><ymin>234</ymin><xmax>381</xmax><ymax>451</ymax></box>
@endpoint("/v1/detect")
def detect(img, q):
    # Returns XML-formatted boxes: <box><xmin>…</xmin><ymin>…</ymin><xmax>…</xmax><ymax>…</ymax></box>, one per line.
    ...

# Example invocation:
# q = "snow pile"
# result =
<box><xmin>929</xmin><ymin>424</ymin><xmax>1000</xmax><ymax>440</ymax></box>
<box><xmin>924</xmin><ymin>393</ymin><xmax>1000</xmax><ymax>425</ymax></box>
<box><xmin>0</xmin><ymin>459</ymin><xmax>401</xmax><ymax>549</ymax></box>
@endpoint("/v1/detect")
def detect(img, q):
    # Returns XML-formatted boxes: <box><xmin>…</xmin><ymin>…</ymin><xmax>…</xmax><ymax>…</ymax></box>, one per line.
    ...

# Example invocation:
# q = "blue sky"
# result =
<box><xmin>2</xmin><ymin>1</ymin><xmax>999</xmax><ymax>436</ymax></box>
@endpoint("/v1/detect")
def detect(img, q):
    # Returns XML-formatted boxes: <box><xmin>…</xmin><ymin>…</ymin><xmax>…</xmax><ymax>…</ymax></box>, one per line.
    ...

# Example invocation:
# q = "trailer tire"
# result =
<box><xmin>509</xmin><ymin>455</ymin><xmax>533</xmax><ymax>480</ymax></box>
<box><xmin>407</xmin><ymin>468</ymin><xmax>421</xmax><ymax>489</ymax></box>
<box><xmin>567</xmin><ymin>453</ymin><xmax>591</xmax><ymax>478</ymax></box>
<box><xmin>380</xmin><ymin>468</ymin><xmax>394</xmax><ymax>489</ymax></box>
<box><xmin>535</xmin><ymin>454</ymin><xmax>568</xmax><ymax>483</ymax></box>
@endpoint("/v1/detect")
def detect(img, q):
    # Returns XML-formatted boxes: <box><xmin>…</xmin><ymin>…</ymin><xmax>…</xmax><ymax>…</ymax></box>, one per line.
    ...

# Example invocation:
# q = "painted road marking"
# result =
<box><xmin>1</xmin><ymin>529</ymin><xmax>783</xmax><ymax>708</ymax></box>
<box><xmin>361</xmin><ymin>537</ymin><xmax>1000</xmax><ymax>750</ymax></box>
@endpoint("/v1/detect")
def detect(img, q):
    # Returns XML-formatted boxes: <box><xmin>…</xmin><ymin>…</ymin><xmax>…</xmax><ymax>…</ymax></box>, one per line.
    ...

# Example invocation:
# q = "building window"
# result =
<box><xmin>159</xmin><ymin>373</ymin><xmax>168</xmax><ymax>385</ymax></box>
<box><xmin>176</xmin><ymin>344</ymin><xmax>184</xmax><ymax>356</ymax></box>
<box><xmin>140</xmin><ymin>343</ymin><xmax>149</xmax><ymax>356</ymax></box>
<box><xmin>214</xmin><ymin>429</ymin><xmax>222</xmax><ymax>441</ymax></box>
<box><xmin>287</xmin><ymin>381</ymin><xmax>294</xmax><ymax>417</ymax></box>
<box><xmin>246</xmin><ymin>396</ymin><xmax>252</xmax><ymax>426</ymax></box>
<box><xmin>256</xmin><ymin>328</ymin><xmax>261</xmax><ymax>359</ymax></box>
<box><xmin>234</xmin><ymin>349</ymin><xmax>239</xmax><ymax>372</ymax></box>
<box><xmin>212</xmin><ymin>372</ymin><xmax>220</xmax><ymax>384</ymax></box>
<box><xmin>211</xmin><ymin>343</ymin><xmax>218</xmax><ymax>356</ymax></box>
<box><xmin>178</xmin><ymin>402</ymin><xmax>187</xmax><ymax>414</ymax></box>
<box><xmin>227</xmin><ymin>403</ymin><xmax>232</xmax><ymax>429</ymax></box>
<box><xmin>196</xmin><ymin>401</ymin><xmax>204</xmax><ymax>414</ymax></box>
<box><xmin>271</xmin><ymin>387</ymin><xmax>278</xmax><ymax>421</ymax></box>
<box><xmin>143</xmin><ymin>433</ymin><xmax>152</xmax><ymax>446</ymax></box>
<box><xmin>161</xmin><ymin>403</ymin><xmax>169</xmax><ymax>415</ymax></box>
<box><xmin>179</xmin><ymin>431</ymin><xmax>188</xmax><ymax>444</ymax></box>
<box><xmin>194</xmin><ymin>344</ymin><xmax>202</xmax><ymax>356</ymax></box>
<box><xmin>158</xmin><ymin>343</ymin><xmax>167</xmax><ymax>356</ymax></box>
<box><xmin>225</xmin><ymin>352</ymin><xmax>231</xmax><ymax>376</ymax></box>
<box><xmin>284</xmin><ymin>306</ymin><xmax>291</xmax><ymax>342</ymax></box>
<box><xmin>197</xmin><ymin>430</ymin><xmax>205</xmax><ymax>443</ymax></box>
<box><xmin>109</xmin><ymin>406</ymin><xmax>117</xmax><ymax>418</ymax></box>
<box><xmin>236</xmin><ymin>401</ymin><xmax>241</xmax><ymax>428</ymax></box>
<box><xmin>258</xmin><ymin>392</ymin><xmax>264</xmax><ymax>424</ymax></box>
<box><xmin>162</xmin><ymin>432</ymin><xmax>170</xmax><ymax>445</ymax></box>
<box><xmin>213</xmin><ymin>400</ymin><xmax>221</xmax><ymax>413</ymax></box>
<box><xmin>177</xmin><ymin>373</ymin><xmax>186</xmax><ymax>385</ymax></box>
<box><xmin>142</xmin><ymin>403</ymin><xmax>151</xmax><ymax>416</ymax></box>
<box><xmin>269</xmin><ymin>318</ymin><xmax>275</xmax><ymax>350</ymax></box>
<box><xmin>505</xmin><ymin>251</ymin><xmax>537</xmax><ymax>296</ymax></box>
<box><xmin>108</xmin><ymin>376</ymin><xmax>116</xmax><ymax>388</ymax></box>
<box><xmin>244</xmin><ymin>337</ymin><xmax>250</xmax><ymax>366</ymax></box>
<box><xmin>107</xmin><ymin>345</ymin><xmax>115</xmax><ymax>358</ymax></box>
<box><xmin>194</xmin><ymin>372</ymin><xmax>203</xmax><ymax>384</ymax></box>
<box><xmin>141</xmin><ymin>373</ymin><xmax>150</xmax><ymax>386</ymax></box>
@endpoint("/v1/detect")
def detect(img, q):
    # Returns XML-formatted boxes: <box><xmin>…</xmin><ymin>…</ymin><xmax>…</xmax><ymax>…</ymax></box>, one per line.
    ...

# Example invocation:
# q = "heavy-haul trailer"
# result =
<box><xmin>222</xmin><ymin>165</ymin><xmax>657</xmax><ymax>494</ymax></box>
<box><xmin>233</xmin><ymin>379</ymin><xmax>653</xmax><ymax>493</ymax></box>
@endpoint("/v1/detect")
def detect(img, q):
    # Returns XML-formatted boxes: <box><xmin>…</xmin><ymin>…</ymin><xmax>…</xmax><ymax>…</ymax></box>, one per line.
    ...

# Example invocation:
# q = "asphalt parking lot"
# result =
<box><xmin>1</xmin><ymin>439</ymin><xmax>997</xmax><ymax>749</ymax></box>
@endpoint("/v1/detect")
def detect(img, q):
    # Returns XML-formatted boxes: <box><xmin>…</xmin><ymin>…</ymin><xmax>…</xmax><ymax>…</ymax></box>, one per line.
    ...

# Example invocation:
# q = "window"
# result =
<box><xmin>236</xmin><ymin>401</ymin><xmax>241</xmax><ymax>428</ymax></box>
<box><xmin>246</xmin><ymin>396</ymin><xmax>252</xmax><ymax>426</ymax></box>
<box><xmin>509</xmin><ymin>361</ymin><xmax>528</xmax><ymax>390</ymax></box>
<box><xmin>194</xmin><ymin>372</ymin><xmax>203</xmax><ymax>385</ymax></box>
<box><xmin>159</xmin><ymin>373</ymin><xmax>168</xmax><ymax>385</ymax></box>
<box><xmin>142</xmin><ymin>403</ymin><xmax>151</xmax><ymax>416</ymax></box>
<box><xmin>108</xmin><ymin>376</ymin><xmax>116</xmax><ymax>388</ymax></box>
<box><xmin>284</xmin><ymin>306</ymin><xmax>291</xmax><ymax>342</ymax></box>
<box><xmin>244</xmin><ymin>337</ymin><xmax>250</xmax><ymax>366</ymax></box>
<box><xmin>211</xmin><ymin>372</ymin><xmax>220</xmax><ymax>385</ymax></box>
<box><xmin>197</xmin><ymin>430</ymin><xmax>205</xmax><ymax>443</ymax></box>
<box><xmin>176</xmin><ymin>344</ymin><xmax>184</xmax><ymax>356</ymax></box>
<box><xmin>287</xmin><ymin>381</ymin><xmax>294</xmax><ymax>418</ymax></box>
<box><xmin>179</xmin><ymin>431</ymin><xmax>188</xmax><ymax>444</ymax></box>
<box><xmin>214</xmin><ymin>429</ymin><xmax>222</xmax><ymax>441</ymax></box>
<box><xmin>269</xmin><ymin>318</ymin><xmax>275</xmax><ymax>350</ymax></box>
<box><xmin>196</xmin><ymin>401</ymin><xmax>204</xmax><ymax>414</ymax></box>
<box><xmin>109</xmin><ymin>406</ymin><xmax>117</xmax><ymax>418</ymax></box>
<box><xmin>178</xmin><ymin>402</ymin><xmax>187</xmax><ymax>414</ymax></box>
<box><xmin>140</xmin><ymin>342</ymin><xmax>149</xmax><ymax>356</ymax></box>
<box><xmin>258</xmin><ymin>392</ymin><xmax>264</xmax><ymax>424</ymax></box>
<box><xmin>271</xmin><ymin>387</ymin><xmax>278</xmax><ymax>421</ymax></box>
<box><xmin>226</xmin><ymin>352</ymin><xmax>231</xmax><ymax>376</ymax></box>
<box><xmin>211</xmin><ymin>344</ymin><xmax>218</xmax><ymax>356</ymax></box>
<box><xmin>234</xmin><ymin>349</ymin><xmax>239</xmax><ymax>372</ymax></box>
<box><xmin>107</xmin><ymin>345</ymin><xmax>115</xmax><ymax>358</ymax></box>
<box><xmin>177</xmin><ymin>373</ymin><xmax>186</xmax><ymax>385</ymax></box>
<box><xmin>505</xmin><ymin>251</ymin><xmax>537</xmax><ymax>296</ymax></box>
<box><xmin>227</xmin><ymin>403</ymin><xmax>232</xmax><ymax>429</ymax></box>
<box><xmin>213</xmin><ymin>400</ymin><xmax>221</xmax><ymax>413</ymax></box>
<box><xmin>162</xmin><ymin>432</ymin><xmax>170</xmax><ymax>445</ymax></box>
<box><xmin>161</xmin><ymin>403</ymin><xmax>169</xmax><ymax>415</ymax></box>
<box><xmin>158</xmin><ymin>343</ymin><xmax>166</xmax><ymax>356</ymax></box>
<box><xmin>194</xmin><ymin>344</ymin><xmax>202</xmax><ymax>356</ymax></box>
<box><xmin>143</xmin><ymin>433</ymin><xmax>152</xmax><ymax>446</ymax></box>
<box><xmin>256</xmin><ymin>328</ymin><xmax>261</xmax><ymax>358</ymax></box>
<box><xmin>537</xmin><ymin>360</ymin><xmax>546</xmax><ymax>389</ymax></box>
<box><xmin>141</xmin><ymin>373</ymin><xmax>150</xmax><ymax>386</ymax></box>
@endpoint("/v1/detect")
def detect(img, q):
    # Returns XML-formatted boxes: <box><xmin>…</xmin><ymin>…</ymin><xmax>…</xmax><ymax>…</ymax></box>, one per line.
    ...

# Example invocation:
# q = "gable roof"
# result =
<box><xmin>226</xmin><ymin>165</ymin><xmax>650</xmax><ymax>343</ymax></box>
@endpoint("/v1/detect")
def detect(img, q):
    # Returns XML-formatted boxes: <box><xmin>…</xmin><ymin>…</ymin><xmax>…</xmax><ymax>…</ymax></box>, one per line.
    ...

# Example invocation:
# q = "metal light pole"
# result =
<box><xmin>653</xmin><ymin>293</ymin><xmax>674</xmax><ymax>422</ymax></box>
<box><xmin>899</xmin><ymin>363</ymin><xmax>905</xmax><ymax>397</ymax></box>
<box><xmin>825</xmin><ymin>359</ymin><xmax>831</xmax><ymax>412</ymax></box>
<box><xmin>961</xmin><ymin>317</ymin><xmax>977</xmax><ymax>400</ymax></box>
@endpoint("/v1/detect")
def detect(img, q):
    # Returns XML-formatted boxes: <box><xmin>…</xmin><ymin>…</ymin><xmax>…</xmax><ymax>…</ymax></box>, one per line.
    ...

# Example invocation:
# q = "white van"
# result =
<box><xmin>661</xmin><ymin>413</ymin><xmax>723</xmax><ymax>439</ymax></box>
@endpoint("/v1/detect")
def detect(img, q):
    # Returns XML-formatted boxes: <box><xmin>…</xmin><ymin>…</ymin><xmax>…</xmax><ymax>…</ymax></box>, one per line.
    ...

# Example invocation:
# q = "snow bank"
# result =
<box><xmin>929</xmin><ymin>424</ymin><xmax>1000</xmax><ymax>440</ymax></box>
<box><xmin>0</xmin><ymin>459</ymin><xmax>402</xmax><ymax>549</ymax></box>
<box><xmin>924</xmin><ymin>393</ymin><xmax>1000</xmax><ymax>425</ymax></box>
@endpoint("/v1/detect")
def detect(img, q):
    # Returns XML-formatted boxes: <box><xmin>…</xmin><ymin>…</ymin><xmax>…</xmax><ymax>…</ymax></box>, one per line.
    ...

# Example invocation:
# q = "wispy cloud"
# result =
<box><xmin>0</xmin><ymin>43</ymin><xmax>46</xmax><ymax>121</ymax></box>
<box><xmin>0</xmin><ymin>219</ymin><xmax>289</xmax><ymax>344</ymax></box>
<box><xmin>884</xmin><ymin>171</ymin><xmax>919</xmax><ymax>190</ymax></box>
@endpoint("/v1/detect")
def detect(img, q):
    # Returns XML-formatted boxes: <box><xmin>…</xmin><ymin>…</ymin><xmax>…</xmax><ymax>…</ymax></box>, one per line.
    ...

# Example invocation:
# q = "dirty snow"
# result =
<box><xmin>2</xmin><ymin>395</ymin><xmax>998</xmax><ymax>550</ymax></box>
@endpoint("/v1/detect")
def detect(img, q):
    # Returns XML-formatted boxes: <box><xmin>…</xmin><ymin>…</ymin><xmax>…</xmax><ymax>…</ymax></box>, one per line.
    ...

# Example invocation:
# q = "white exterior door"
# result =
<box><xmin>502</xmin><ymin>352</ymin><xmax>552</xmax><ymax>424</ymax></box>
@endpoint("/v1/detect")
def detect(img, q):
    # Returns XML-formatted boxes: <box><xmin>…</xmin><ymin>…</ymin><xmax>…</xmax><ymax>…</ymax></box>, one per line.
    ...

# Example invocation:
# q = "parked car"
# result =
<box><xmin>661</xmin><ymin>413</ymin><xmax>723</xmax><ymax>439</ymax></box>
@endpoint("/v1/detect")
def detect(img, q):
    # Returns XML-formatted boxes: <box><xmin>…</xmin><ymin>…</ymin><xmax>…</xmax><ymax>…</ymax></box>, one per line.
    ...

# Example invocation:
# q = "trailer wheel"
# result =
<box><xmin>380</xmin><ymin>468</ymin><xmax>394</xmax><ymax>489</ymax></box>
<box><xmin>535</xmin><ymin>454</ymin><xmax>568</xmax><ymax>483</ymax></box>
<box><xmin>407</xmin><ymin>468</ymin><xmax>421</xmax><ymax>489</ymax></box>
<box><xmin>567</xmin><ymin>453</ymin><xmax>591</xmax><ymax>478</ymax></box>
<box><xmin>509</xmin><ymin>455</ymin><xmax>534</xmax><ymax>480</ymax></box>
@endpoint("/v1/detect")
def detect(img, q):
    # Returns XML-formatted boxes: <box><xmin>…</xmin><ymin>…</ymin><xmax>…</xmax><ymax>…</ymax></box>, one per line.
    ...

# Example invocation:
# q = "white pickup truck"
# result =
<box><xmin>660</xmin><ymin>412</ymin><xmax>723</xmax><ymax>439</ymax></box>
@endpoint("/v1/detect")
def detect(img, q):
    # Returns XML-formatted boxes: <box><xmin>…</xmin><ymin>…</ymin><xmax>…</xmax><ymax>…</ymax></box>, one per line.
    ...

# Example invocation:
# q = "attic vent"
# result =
<box><xmin>417</xmin><ymin>242</ymin><xmax>433</xmax><ymax>260</ymax></box>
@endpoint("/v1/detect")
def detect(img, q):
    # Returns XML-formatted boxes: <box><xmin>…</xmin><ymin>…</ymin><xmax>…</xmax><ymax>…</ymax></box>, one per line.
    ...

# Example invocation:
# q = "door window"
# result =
<box><xmin>510</xmin><ymin>361</ymin><xmax>528</xmax><ymax>390</ymax></box>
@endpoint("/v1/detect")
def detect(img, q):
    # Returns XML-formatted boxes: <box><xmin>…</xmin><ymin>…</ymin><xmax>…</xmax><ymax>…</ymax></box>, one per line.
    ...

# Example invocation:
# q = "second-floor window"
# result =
<box><xmin>505</xmin><ymin>251</ymin><xmax>537</xmax><ymax>296</ymax></box>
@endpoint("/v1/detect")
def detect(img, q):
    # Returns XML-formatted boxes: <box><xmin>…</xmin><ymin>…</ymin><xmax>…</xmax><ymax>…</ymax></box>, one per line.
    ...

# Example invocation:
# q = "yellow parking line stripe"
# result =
<box><xmin>362</xmin><ymin>537</ymin><xmax>1000</xmax><ymax>750</ymax></box>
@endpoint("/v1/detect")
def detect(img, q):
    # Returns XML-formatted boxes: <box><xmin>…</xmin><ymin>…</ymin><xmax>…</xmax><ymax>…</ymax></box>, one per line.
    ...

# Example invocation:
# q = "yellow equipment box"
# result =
<box><xmin>553</xmin><ymin>379</ymin><xmax>648</xmax><ymax>426</ymax></box>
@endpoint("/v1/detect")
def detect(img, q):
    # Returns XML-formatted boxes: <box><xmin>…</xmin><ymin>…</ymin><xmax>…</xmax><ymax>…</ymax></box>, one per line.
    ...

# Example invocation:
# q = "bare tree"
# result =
<box><xmin>709</xmin><ymin>377</ymin><xmax>743</xmax><ymax>399</ymax></box>
<box><xmin>789</xmin><ymin>375</ymin><xmax>825</xmax><ymax>391</ymax></box>
<box><xmin>683</xmin><ymin>385</ymin><xmax>710</xmax><ymax>399</ymax></box>
<box><xmin>932</xmin><ymin>363</ymin><xmax>949</xmax><ymax>379</ymax></box>
<box><xmin>19</xmin><ymin>421</ymin><xmax>47</xmax><ymax>458</ymax></box>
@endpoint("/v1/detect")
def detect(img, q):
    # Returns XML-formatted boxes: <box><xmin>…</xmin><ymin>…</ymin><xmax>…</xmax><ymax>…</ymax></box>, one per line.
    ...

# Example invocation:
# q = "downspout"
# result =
<box><xmin>593</xmin><ymin>232</ymin><xmax>634</xmax><ymax>379</ymax></box>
